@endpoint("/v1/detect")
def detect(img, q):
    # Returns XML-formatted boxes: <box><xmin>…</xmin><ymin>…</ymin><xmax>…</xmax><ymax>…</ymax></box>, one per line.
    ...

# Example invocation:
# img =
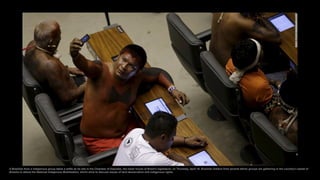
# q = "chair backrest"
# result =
<box><xmin>35</xmin><ymin>93</ymin><xmax>76</xmax><ymax>165</ymax></box>
<box><xmin>22</xmin><ymin>59</ymin><xmax>43</xmax><ymax>122</ymax></box>
<box><xmin>35</xmin><ymin>93</ymin><xmax>116</xmax><ymax>166</ymax></box>
<box><xmin>250</xmin><ymin>111</ymin><xmax>298</xmax><ymax>165</ymax></box>
<box><xmin>166</xmin><ymin>13</ymin><xmax>211</xmax><ymax>92</ymax></box>
<box><xmin>200</xmin><ymin>51</ymin><xmax>240</xmax><ymax>122</ymax></box>
<box><xmin>23</xmin><ymin>55</ymin><xmax>83</xmax><ymax>128</ymax></box>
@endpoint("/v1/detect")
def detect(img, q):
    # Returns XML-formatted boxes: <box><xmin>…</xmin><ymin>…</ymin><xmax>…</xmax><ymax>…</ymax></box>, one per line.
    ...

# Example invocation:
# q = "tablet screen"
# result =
<box><xmin>268</xmin><ymin>13</ymin><xmax>294</xmax><ymax>32</ymax></box>
<box><xmin>188</xmin><ymin>150</ymin><xmax>218</xmax><ymax>166</ymax></box>
<box><xmin>145</xmin><ymin>97</ymin><xmax>172</xmax><ymax>115</ymax></box>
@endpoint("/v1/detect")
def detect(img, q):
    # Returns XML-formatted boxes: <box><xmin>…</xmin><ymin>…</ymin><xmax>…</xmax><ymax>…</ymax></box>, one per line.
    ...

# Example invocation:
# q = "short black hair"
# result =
<box><xmin>280</xmin><ymin>70</ymin><xmax>298</xmax><ymax>107</ymax></box>
<box><xmin>144</xmin><ymin>111</ymin><xmax>177</xmax><ymax>139</ymax></box>
<box><xmin>120</xmin><ymin>44</ymin><xmax>147</xmax><ymax>69</ymax></box>
<box><xmin>231</xmin><ymin>39</ymin><xmax>258</xmax><ymax>70</ymax></box>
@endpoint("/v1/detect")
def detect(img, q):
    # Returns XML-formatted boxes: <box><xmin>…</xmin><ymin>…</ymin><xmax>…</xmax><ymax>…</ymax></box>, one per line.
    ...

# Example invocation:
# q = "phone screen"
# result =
<box><xmin>80</xmin><ymin>34</ymin><xmax>90</xmax><ymax>43</ymax></box>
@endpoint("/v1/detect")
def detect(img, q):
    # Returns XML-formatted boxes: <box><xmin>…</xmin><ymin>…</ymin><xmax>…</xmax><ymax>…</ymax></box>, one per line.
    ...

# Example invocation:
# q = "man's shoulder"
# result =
<box><xmin>129</xmin><ymin>128</ymin><xmax>144</xmax><ymax>135</ymax></box>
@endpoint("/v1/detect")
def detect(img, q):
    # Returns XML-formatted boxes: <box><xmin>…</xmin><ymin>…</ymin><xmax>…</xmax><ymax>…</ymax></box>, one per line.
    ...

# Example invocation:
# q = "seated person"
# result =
<box><xmin>226</xmin><ymin>38</ymin><xmax>297</xmax><ymax>144</ymax></box>
<box><xmin>24</xmin><ymin>20</ymin><xmax>86</xmax><ymax>109</ymax></box>
<box><xmin>70</xmin><ymin>41</ymin><xmax>190</xmax><ymax>155</ymax></box>
<box><xmin>112</xmin><ymin>111</ymin><xmax>207</xmax><ymax>166</ymax></box>
<box><xmin>226</xmin><ymin>38</ymin><xmax>277</xmax><ymax>112</ymax></box>
<box><xmin>268</xmin><ymin>70</ymin><xmax>298</xmax><ymax>145</ymax></box>
<box><xmin>210</xmin><ymin>12</ymin><xmax>289</xmax><ymax>73</ymax></box>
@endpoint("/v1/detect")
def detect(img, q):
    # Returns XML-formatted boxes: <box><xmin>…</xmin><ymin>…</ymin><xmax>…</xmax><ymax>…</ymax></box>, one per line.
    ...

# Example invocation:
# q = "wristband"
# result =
<box><xmin>168</xmin><ymin>85</ymin><xmax>176</xmax><ymax>94</ymax></box>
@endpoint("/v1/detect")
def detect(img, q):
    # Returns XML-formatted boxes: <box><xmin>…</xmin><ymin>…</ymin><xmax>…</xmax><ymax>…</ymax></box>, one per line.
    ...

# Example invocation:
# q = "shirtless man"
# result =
<box><xmin>69</xmin><ymin>40</ymin><xmax>190</xmax><ymax>154</ymax></box>
<box><xmin>209</xmin><ymin>12</ymin><xmax>281</xmax><ymax>68</ymax></box>
<box><xmin>268</xmin><ymin>70</ymin><xmax>298</xmax><ymax>145</ymax></box>
<box><xmin>24</xmin><ymin>20</ymin><xmax>86</xmax><ymax>109</ymax></box>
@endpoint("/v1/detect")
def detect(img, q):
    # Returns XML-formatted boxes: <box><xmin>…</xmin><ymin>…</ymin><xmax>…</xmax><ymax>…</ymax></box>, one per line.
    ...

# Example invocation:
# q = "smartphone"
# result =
<box><xmin>80</xmin><ymin>34</ymin><xmax>90</xmax><ymax>44</ymax></box>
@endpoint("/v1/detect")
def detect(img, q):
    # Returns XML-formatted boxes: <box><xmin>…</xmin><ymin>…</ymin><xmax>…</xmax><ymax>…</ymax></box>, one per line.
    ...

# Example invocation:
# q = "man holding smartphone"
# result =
<box><xmin>24</xmin><ymin>20</ymin><xmax>86</xmax><ymax>109</ymax></box>
<box><xmin>69</xmin><ymin>40</ymin><xmax>190</xmax><ymax>155</ymax></box>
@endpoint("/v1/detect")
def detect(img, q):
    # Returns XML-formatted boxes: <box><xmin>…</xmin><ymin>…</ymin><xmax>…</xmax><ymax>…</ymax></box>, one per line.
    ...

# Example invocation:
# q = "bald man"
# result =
<box><xmin>210</xmin><ymin>12</ymin><xmax>288</xmax><ymax>72</ymax></box>
<box><xmin>24</xmin><ymin>20</ymin><xmax>86</xmax><ymax>109</ymax></box>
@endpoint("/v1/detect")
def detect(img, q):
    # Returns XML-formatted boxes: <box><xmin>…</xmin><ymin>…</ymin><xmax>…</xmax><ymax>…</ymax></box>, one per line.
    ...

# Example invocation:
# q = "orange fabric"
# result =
<box><xmin>225</xmin><ymin>58</ymin><xmax>273</xmax><ymax>110</ymax></box>
<box><xmin>82</xmin><ymin>119</ymin><xmax>142</xmax><ymax>155</ymax></box>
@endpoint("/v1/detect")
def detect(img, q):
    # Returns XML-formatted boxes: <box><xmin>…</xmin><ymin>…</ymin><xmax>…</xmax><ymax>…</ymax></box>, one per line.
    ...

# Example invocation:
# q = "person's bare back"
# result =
<box><xmin>209</xmin><ymin>12</ymin><xmax>281</xmax><ymax>66</ymax></box>
<box><xmin>24</xmin><ymin>20</ymin><xmax>85</xmax><ymax>109</ymax></box>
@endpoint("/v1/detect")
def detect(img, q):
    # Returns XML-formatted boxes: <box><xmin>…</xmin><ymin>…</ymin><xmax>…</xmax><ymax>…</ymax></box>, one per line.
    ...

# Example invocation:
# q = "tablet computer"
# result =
<box><xmin>188</xmin><ymin>150</ymin><xmax>218</xmax><ymax>166</ymax></box>
<box><xmin>268</xmin><ymin>13</ymin><xmax>294</xmax><ymax>32</ymax></box>
<box><xmin>145</xmin><ymin>97</ymin><xmax>172</xmax><ymax>115</ymax></box>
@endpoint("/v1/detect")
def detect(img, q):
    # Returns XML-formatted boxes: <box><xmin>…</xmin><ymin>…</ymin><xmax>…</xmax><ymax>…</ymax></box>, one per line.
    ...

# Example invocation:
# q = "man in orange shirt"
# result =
<box><xmin>226</xmin><ymin>38</ymin><xmax>298</xmax><ymax>144</ymax></box>
<box><xmin>225</xmin><ymin>38</ymin><xmax>276</xmax><ymax>111</ymax></box>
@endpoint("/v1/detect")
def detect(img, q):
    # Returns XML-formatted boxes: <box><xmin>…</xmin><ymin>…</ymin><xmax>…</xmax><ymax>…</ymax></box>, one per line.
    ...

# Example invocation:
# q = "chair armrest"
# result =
<box><xmin>250</xmin><ymin>112</ymin><xmax>297</xmax><ymax>152</ymax></box>
<box><xmin>196</xmin><ymin>29</ymin><xmax>211</xmax><ymax>44</ymax></box>
<box><xmin>35</xmin><ymin>93</ymin><xmax>68</xmax><ymax>132</ymax></box>
<box><xmin>72</xmin><ymin>147</ymin><xmax>118</xmax><ymax>166</ymax></box>
<box><xmin>57</xmin><ymin>103</ymin><xmax>83</xmax><ymax>117</ymax></box>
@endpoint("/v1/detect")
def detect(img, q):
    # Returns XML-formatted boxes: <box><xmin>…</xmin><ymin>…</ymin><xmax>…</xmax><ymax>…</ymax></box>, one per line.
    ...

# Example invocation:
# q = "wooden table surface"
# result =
<box><xmin>265</xmin><ymin>12</ymin><xmax>297</xmax><ymax>65</ymax></box>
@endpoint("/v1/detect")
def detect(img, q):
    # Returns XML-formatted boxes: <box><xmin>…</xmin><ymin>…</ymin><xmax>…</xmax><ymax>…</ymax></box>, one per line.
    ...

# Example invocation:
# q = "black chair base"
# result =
<box><xmin>207</xmin><ymin>104</ymin><xmax>226</xmax><ymax>121</ymax></box>
<box><xmin>240</xmin><ymin>144</ymin><xmax>263</xmax><ymax>165</ymax></box>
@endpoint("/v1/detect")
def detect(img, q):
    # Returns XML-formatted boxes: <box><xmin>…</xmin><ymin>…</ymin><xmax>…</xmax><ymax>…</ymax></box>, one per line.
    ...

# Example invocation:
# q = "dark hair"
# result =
<box><xmin>144</xmin><ymin>111</ymin><xmax>177</xmax><ymax>139</ymax></box>
<box><xmin>120</xmin><ymin>44</ymin><xmax>147</xmax><ymax>69</ymax></box>
<box><xmin>280</xmin><ymin>70</ymin><xmax>298</xmax><ymax>107</ymax></box>
<box><xmin>231</xmin><ymin>39</ymin><xmax>258</xmax><ymax>70</ymax></box>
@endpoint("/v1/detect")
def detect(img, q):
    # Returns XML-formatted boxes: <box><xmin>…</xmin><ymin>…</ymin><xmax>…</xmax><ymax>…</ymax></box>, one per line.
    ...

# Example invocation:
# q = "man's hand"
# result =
<box><xmin>185</xmin><ymin>136</ymin><xmax>208</xmax><ymax>148</ymax></box>
<box><xmin>70</xmin><ymin>38</ymin><xmax>83</xmax><ymax>58</ymax></box>
<box><xmin>171</xmin><ymin>89</ymin><xmax>190</xmax><ymax>106</ymax></box>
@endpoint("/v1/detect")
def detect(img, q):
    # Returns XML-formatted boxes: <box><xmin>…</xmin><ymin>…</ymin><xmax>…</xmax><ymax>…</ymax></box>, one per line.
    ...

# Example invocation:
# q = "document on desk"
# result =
<box><xmin>268</xmin><ymin>13</ymin><xmax>294</xmax><ymax>32</ymax></box>
<box><xmin>145</xmin><ymin>97</ymin><xmax>172</xmax><ymax>114</ymax></box>
<box><xmin>145</xmin><ymin>97</ymin><xmax>187</xmax><ymax>121</ymax></box>
<box><xmin>188</xmin><ymin>150</ymin><xmax>218</xmax><ymax>166</ymax></box>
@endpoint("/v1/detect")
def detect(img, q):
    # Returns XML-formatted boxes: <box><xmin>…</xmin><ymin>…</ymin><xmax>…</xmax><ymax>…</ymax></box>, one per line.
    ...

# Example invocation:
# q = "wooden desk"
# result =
<box><xmin>265</xmin><ymin>12</ymin><xmax>297</xmax><ymax>65</ymax></box>
<box><xmin>87</xmin><ymin>24</ymin><xmax>233</xmax><ymax>166</ymax></box>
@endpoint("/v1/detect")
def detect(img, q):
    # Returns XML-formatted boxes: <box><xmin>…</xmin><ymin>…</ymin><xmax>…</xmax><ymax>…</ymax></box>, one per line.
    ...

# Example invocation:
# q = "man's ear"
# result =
<box><xmin>160</xmin><ymin>133</ymin><xmax>167</xmax><ymax>141</ymax></box>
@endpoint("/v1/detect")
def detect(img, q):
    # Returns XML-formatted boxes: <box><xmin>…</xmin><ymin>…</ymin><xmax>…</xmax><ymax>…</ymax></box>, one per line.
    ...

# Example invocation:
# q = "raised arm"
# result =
<box><xmin>69</xmin><ymin>38</ymin><xmax>103</xmax><ymax>79</ymax></box>
<box><xmin>141</xmin><ymin>67</ymin><xmax>190</xmax><ymax>105</ymax></box>
<box><xmin>241</xmin><ymin>15</ymin><xmax>281</xmax><ymax>44</ymax></box>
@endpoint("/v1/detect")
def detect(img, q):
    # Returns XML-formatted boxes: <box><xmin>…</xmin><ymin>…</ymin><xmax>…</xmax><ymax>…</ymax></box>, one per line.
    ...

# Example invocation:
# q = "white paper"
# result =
<box><xmin>269</xmin><ymin>13</ymin><xmax>294</xmax><ymax>32</ymax></box>
<box><xmin>188</xmin><ymin>150</ymin><xmax>218</xmax><ymax>166</ymax></box>
<box><xmin>145</xmin><ymin>98</ymin><xmax>172</xmax><ymax>115</ymax></box>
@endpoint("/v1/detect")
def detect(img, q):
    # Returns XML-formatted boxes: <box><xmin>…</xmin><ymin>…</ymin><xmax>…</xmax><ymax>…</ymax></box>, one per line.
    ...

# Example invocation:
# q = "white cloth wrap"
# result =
<box><xmin>229</xmin><ymin>38</ymin><xmax>261</xmax><ymax>84</ymax></box>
